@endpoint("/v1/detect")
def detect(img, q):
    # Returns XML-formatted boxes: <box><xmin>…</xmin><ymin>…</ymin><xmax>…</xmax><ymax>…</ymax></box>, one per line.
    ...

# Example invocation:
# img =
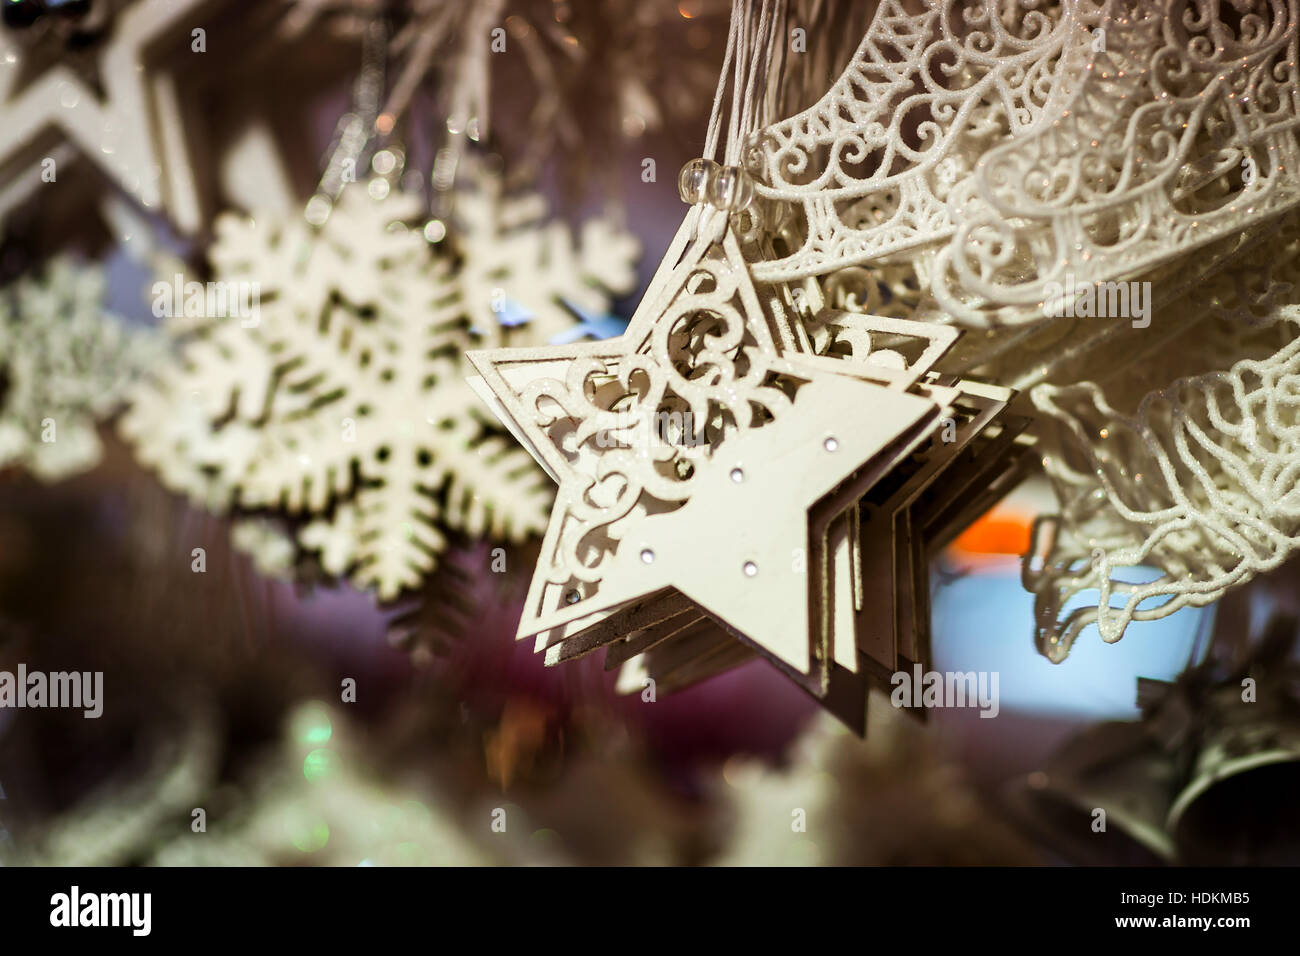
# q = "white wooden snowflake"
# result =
<box><xmin>122</xmin><ymin>171</ymin><xmax>639</xmax><ymax>600</ymax></box>
<box><xmin>0</xmin><ymin>257</ymin><xmax>157</xmax><ymax>481</ymax></box>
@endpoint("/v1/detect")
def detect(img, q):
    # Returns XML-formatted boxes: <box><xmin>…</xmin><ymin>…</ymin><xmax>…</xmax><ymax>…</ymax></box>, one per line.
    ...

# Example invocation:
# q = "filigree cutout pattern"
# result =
<box><xmin>750</xmin><ymin>0</ymin><xmax>1300</xmax><ymax>331</ymax></box>
<box><xmin>470</xmin><ymin>222</ymin><xmax>796</xmax><ymax>640</ymax></box>
<box><xmin>750</xmin><ymin>0</ymin><xmax>1088</xmax><ymax>282</ymax></box>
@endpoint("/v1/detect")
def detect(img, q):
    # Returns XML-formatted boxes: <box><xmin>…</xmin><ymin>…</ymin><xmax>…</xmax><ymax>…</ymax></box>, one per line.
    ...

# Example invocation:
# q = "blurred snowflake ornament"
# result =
<box><xmin>122</xmin><ymin>164</ymin><xmax>639</xmax><ymax>602</ymax></box>
<box><xmin>450</xmin><ymin>165</ymin><xmax>639</xmax><ymax>347</ymax></box>
<box><xmin>0</xmin><ymin>256</ymin><xmax>157</xmax><ymax>481</ymax></box>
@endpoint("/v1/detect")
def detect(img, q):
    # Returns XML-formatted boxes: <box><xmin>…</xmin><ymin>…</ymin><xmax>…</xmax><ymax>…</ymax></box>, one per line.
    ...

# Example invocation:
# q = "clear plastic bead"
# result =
<box><xmin>708</xmin><ymin>165</ymin><xmax>755</xmax><ymax>212</ymax></box>
<box><xmin>677</xmin><ymin>158</ymin><xmax>718</xmax><ymax>205</ymax></box>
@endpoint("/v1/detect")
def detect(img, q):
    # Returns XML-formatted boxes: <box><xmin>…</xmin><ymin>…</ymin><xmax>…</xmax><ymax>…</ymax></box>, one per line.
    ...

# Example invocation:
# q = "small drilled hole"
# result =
<box><xmin>824</xmin><ymin>436</ymin><xmax>839</xmax><ymax>452</ymax></box>
<box><xmin>730</xmin><ymin>468</ymin><xmax>744</xmax><ymax>483</ymax></box>
<box><xmin>743</xmin><ymin>561</ymin><xmax>758</xmax><ymax>577</ymax></box>
<box><xmin>640</xmin><ymin>548</ymin><xmax>655</xmax><ymax>564</ymax></box>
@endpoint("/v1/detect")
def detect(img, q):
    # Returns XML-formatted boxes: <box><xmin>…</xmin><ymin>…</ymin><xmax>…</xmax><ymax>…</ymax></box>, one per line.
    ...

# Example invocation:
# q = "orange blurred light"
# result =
<box><xmin>949</xmin><ymin>512</ymin><xmax>1032</xmax><ymax>557</ymax></box>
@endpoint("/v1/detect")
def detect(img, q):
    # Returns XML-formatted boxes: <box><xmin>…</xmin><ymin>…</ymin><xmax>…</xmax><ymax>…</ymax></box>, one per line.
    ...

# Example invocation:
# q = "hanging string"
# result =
<box><xmin>702</xmin><ymin>1</ymin><xmax>742</xmax><ymax>163</ymax></box>
<box><xmin>306</xmin><ymin>16</ymin><xmax>388</xmax><ymax>225</ymax></box>
<box><xmin>297</xmin><ymin>2</ymin><xmax>514</xmax><ymax>231</ymax></box>
<box><xmin>702</xmin><ymin>0</ymin><xmax>782</xmax><ymax>167</ymax></box>
<box><xmin>378</xmin><ymin>0</ymin><xmax>458</xmax><ymax>138</ymax></box>
<box><xmin>758</xmin><ymin>0</ymin><xmax>786</xmax><ymax>131</ymax></box>
<box><xmin>726</xmin><ymin>0</ymin><xmax>749</xmax><ymax>166</ymax></box>
<box><xmin>687</xmin><ymin>0</ymin><xmax>785</xmax><ymax>238</ymax></box>
<box><xmin>431</xmin><ymin>0</ymin><xmax>505</xmax><ymax>217</ymax></box>
<box><xmin>735</xmin><ymin>0</ymin><xmax>778</xmax><ymax>166</ymax></box>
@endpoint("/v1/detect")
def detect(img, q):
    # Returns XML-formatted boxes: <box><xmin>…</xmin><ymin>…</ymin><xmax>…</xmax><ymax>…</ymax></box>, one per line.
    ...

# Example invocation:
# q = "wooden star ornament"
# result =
<box><xmin>468</xmin><ymin>208</ymin><xmax>1029</xmax><ymax>731</ymax></box>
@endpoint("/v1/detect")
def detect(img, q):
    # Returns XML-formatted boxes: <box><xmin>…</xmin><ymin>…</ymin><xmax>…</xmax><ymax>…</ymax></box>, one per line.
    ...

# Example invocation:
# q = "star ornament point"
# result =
<box><xmin>0</xmin><ymin>0</ymin><xmax>229</xmax><ymax>230</ymax></box>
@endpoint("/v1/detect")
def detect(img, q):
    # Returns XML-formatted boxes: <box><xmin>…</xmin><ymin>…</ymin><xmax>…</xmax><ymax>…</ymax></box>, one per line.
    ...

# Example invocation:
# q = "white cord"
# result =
<box><xmin>703</xmin><ymin>0</ymin><xmax>783</xmax><ymax>167</ymax></box>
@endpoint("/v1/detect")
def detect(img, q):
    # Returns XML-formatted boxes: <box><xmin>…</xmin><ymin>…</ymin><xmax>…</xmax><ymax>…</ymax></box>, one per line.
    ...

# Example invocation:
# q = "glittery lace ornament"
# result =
<box><xmin>1026</xmin><ymin>214</ymin><xmax>1300</xmax><ymax>658</ymax></box>
<box><xmin>932</xmin><ymin>0</ymin><xmax>1300</xmax><ymax>326</ymax></box>
<box><xmin>748</xmin><ymin>0</ymin><xmax>1089</xmax><ymax>283</ymax></box>
<box><xmin>751</xmin><ymin>0</ymin><xmax>1300</xmax><ymax>330</ymax></box>
<box><xmin>736</xmin><ymin>0</ymin><xmax>1300</xmax><ymax>659</ymax></box>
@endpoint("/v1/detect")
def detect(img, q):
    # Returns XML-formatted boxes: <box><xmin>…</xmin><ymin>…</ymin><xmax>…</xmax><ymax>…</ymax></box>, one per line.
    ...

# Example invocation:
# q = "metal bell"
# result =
<box><xmin>1006</xmin><ymin>720</ymin><xmax>1177</xmax><ymax>865</ymax></box>
<box><xmin>1166</xmin><ymin>683</ymin><xmax>1300</xmax><ymax>864</ymax></box>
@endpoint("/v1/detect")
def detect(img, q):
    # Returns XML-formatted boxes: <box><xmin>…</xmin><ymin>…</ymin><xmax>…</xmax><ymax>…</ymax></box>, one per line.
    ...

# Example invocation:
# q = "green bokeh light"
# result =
<box><xmin>292</xmin><ymin>701</ymin><xmax>333</xmax><ymax>747</ymax></box>
<box><xmin>291</xmin><ymin>820</ymin><xmax>330</xmax><ymax>853</ymax></box>
<box><xmin>303</xmin><ymin>747</ymin><xmax>340</xmax><ymax>782</ymax></box>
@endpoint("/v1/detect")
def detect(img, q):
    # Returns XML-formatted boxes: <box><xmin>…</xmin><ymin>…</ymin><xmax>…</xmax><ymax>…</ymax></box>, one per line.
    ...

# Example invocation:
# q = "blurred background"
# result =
<box><xmin>0</xmin><ymin>0</ymin><xmax>1297</xmax><ymax>866</ymax></box>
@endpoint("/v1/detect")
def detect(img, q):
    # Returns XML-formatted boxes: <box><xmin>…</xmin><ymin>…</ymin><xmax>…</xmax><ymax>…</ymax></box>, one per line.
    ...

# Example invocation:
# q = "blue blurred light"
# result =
<box><xmin>548</xmin><ymin>301</ymin><xmax>630</xmax><ymax>343</ymax></box>
<box><xmin>931</xmin><ymin>564</ymin><xmax>1211</xmax><ymax>720</ymax></box>
<box><xmin>493</xmin><ymin>298</ymin><xmax>534</xmax><ymax>328</ymax></box>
